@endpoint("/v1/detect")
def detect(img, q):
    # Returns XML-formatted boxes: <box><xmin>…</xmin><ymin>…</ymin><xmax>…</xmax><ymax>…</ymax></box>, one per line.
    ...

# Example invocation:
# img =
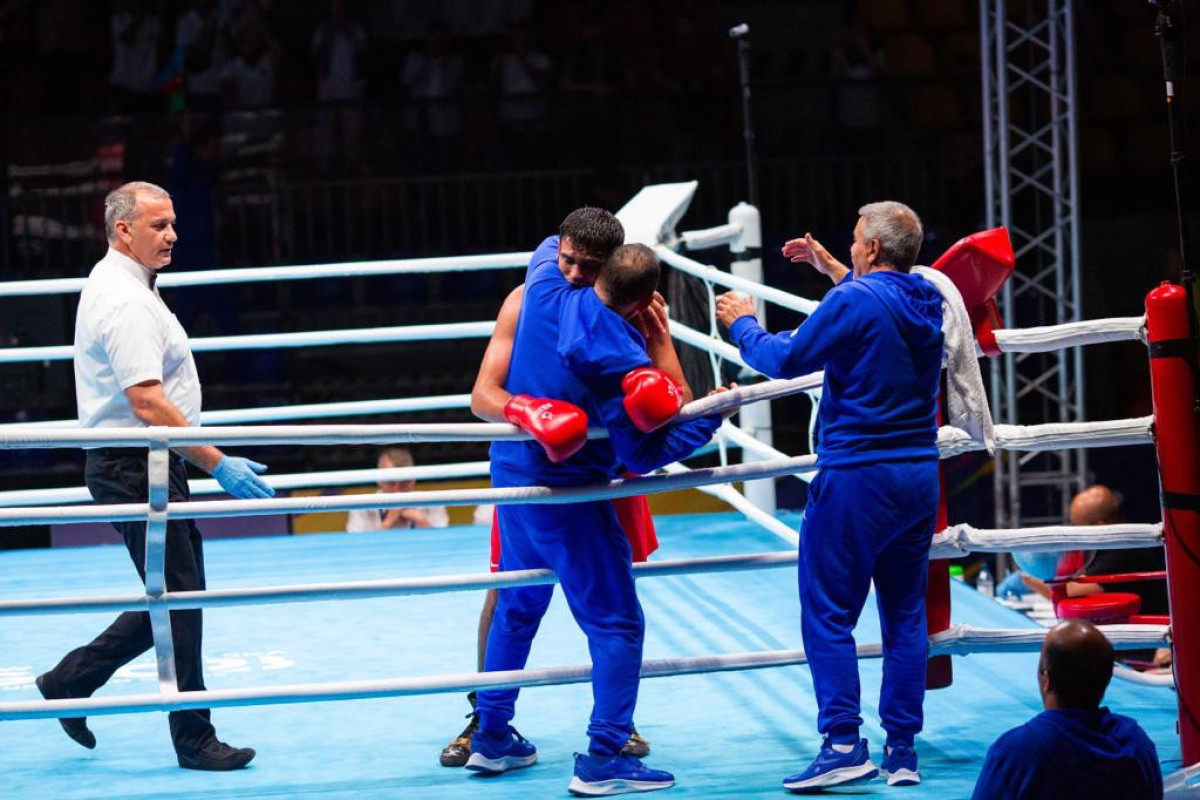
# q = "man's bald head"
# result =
<box><xmin>1069</xmin><ymin>484</ymin><xmax>1121</xmax><ymax>527</ymax></box>
<box><xmin>1039</xmin><ymin>619</ymin><xmax>1114</xmax><ymax>710</ymax></box>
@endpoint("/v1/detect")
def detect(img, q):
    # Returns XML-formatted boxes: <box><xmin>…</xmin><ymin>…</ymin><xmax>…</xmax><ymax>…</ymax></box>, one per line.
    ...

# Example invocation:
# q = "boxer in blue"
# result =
<box><xmin>469</xmin><ymin>209</ymin><xmax>722</xmax><ymax>796</ymax></box>
<box><xmin>717</xmin><ymin>201</ymin><xmax>943</xmax><ymax>791</ymax></box>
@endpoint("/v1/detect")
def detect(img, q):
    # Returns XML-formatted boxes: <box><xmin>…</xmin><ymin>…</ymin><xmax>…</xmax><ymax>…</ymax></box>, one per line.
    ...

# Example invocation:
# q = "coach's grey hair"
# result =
<box><xmin>104</xmin><ymin>181</ymin><xmax>170</xmax><ymax>242</ymax></box>
<box><xmin>857</xmin><ymin>201</ymin><xmax>923</xmax><ymax>271</ymax></box>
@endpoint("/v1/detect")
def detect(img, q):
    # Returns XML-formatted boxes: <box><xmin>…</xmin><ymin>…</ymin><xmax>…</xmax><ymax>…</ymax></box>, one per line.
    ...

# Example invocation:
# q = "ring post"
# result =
<box><xmin>1145</xmin><ymin>281</ymin><xmax>1200</xmax><ymax>765</ymax></box>
<box><xmin>729</xmin><ymin>202</ymin><xmax>775</xmax><ymax>515</ymax></box>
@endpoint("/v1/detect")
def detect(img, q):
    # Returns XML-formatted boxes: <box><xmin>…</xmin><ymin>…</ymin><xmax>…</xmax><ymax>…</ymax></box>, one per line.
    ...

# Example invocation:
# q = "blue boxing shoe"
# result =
<box><xmin>568</xmin><ymin>752</ymin><xmax>675</xmax><ymax>796</ymax></box>
<box><xmin>465</xmin><ymin>726</ymin><xmax>538</xmax><ymax>775</ymax></box>
<box><xmin>881</xmin><ymin>744</ymin><xmax>920</xmax><ymax>786</ymax></box>
<box><xmin>782</xmin><ymin>737</ymin><xmax>878</xmax><ymax>793</ymax></box>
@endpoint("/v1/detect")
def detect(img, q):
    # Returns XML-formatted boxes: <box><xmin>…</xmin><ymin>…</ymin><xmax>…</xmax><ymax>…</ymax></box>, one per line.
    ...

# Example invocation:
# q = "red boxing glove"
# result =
<box><xmin>621</xmin><ymin>367</ymin><xmax>683</xmax><ymax>433</ymax></box>
<box><xmin>504</xmin><ymin>394</ymin><xmax>589</xmax><ymax>463</ymax></box>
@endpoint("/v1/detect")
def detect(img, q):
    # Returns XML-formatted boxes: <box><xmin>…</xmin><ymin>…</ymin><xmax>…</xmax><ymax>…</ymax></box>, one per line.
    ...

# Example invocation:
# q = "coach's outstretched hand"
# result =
<box><xmin>782</xmin><ymin>233</ymin><xmax>849</xmax><ymax>283</ymax></box>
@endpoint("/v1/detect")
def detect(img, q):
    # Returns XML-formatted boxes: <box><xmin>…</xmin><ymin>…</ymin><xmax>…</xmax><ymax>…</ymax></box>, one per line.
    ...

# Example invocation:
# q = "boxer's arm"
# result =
<box><xmin>586</xmin><ymin>370</ymin><xmax>720</xmax><ymax>475</ymax></box>
<box><xmin>471</xmin><ymin>285</ymin><xmax>524</xmax><ymax>422</ymax></box>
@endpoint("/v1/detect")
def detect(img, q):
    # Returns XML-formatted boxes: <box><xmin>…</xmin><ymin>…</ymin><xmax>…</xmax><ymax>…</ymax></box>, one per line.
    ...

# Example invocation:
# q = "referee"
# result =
<box><xmin>36</xmin><ymin>181</ymin><xmax>272</xmax><ymax>771</ymax></box>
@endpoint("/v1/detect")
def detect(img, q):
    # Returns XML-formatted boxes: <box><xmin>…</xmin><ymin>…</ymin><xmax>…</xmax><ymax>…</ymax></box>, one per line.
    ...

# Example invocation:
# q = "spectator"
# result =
<box><xmin>829</xmin><ymin>21</ymin><xmax>886</xmax><ymax>154</ymax></box>
<box><xmin>492</xmin><ymin>20</ymin><xmax>552</xmax><ymax>127</ymax></box>
<box><xmin>559</xmin><ymin>11</ymin><xmax>619</xmax><ymax>100</ymax></box>
<box><xmin>1000</xmin><ymin>484</ymin><xmax>1169</xmax><ymax>667</ymax></box>
<box><xmin>175</xmin><ymin>0</ymin><xmax>225</xmax><ymax>110</ymax></box>
<box><xmin>971</xmin><ymin>619</ymin><xmax>1162</xmax><ymax>799</ymax></box>
<box><xmin>310</xmin><ymin>0</ymin><xmax>367</xmax><ymax>169</ymax></box>
<box><xmin>400</xmin><ymin>20</ymin><xmax>465</xmax><ymax>141</ymax></box>
<box><xmin>345</xmin><ymin>447</ymin><xmax>449</xmax><ymax>532</ymax></box>
<box><xmin>311</xmin><ymin>0</ymin><xmax>366</xmax><ymax>105</ymax></box>
<box><xmin>215</xmin><ymin>0</ymin><xmax>266</xmax><ymax>55</ymax></box>
<box><xmin>657</xmin><ymin>15</ymin><xmax>728</xmax><ymax>161</ymax></box>
<box><xmin>108</xmin><ymin>0</ymin><xmax>164</xmax><ymax>113</ymax></box>
<box><xmin>220</xmin><ymin>22</ymin><xmax>280</xmax><ymax>108</ymax></box>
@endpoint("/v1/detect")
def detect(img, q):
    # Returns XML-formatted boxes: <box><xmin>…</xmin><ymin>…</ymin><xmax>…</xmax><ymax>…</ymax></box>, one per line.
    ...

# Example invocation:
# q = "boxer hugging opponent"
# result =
<box><xmin>462</xmin><ymin>207</ymin><xmax>726</xmax><ymax>796</ymax></box>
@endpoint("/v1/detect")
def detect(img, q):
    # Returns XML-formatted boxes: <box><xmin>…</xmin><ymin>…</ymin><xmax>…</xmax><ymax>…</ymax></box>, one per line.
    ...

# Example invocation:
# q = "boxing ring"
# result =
<box><xmin>0</xmin><ymin>184</ymin><xmax>1193</xmax><ymax>797</ymax></box>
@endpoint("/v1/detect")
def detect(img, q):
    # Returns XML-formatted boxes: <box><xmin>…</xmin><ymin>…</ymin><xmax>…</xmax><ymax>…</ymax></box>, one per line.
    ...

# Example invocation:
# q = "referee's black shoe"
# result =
<box><xmin>35</xmin><ymin>672</ymin><xmax>96</xmax><ymax>750</ymax></box>
<box><xmin>178</xmin><ymin>738</ymin><xmax>256</xmax><ymax>771</ymax></box>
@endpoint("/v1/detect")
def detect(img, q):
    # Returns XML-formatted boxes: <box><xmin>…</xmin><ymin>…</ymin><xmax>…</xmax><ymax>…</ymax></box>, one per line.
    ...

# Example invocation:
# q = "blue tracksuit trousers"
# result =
<box><xmin>799</xmin><ymin>460</ymin><xmax>939</xmax><ymax>748</ymax></box>
<box><xmin>476</xmin><ymin>499</ymin><xmax>642</xmax><ymax>756</ymax></box>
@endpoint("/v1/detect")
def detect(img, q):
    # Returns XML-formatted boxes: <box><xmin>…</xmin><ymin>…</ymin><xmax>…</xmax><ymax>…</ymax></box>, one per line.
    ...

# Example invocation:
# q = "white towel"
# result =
<box><xmin>913</xmin><ymin>266</ymin><xmax>996</xmax><ymax>454</ymax></box>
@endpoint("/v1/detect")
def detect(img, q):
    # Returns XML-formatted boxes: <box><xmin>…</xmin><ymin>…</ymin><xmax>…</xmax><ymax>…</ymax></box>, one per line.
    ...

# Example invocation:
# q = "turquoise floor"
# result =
<box><xmin>0</xmin><ymin>512</ymin><xmax>1182</xmax><ymax>799</ymax></box>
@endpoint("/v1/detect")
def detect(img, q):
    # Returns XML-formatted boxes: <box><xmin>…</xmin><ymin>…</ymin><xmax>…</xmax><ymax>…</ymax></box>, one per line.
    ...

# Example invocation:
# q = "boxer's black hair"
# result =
<box><xmin>560</xmin><ymin>207</ymin><xmax>624</xmax><ymax>259</ymax></box>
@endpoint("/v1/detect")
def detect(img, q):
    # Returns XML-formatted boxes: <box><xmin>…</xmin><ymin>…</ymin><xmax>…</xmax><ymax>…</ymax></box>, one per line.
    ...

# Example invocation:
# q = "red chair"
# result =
<box><xmin>1049</xmin><ymin>571</ymin><xmax>1170</xmax><ymax>626</ymax></box>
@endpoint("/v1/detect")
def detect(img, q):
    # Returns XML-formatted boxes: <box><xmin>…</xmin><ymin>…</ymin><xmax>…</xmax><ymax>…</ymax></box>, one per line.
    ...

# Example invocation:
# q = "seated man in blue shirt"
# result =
<box><xmin>972</xmin><ymin>619</ymin><xmax>1161</xmax><ymax>799</ymax></box>
<box><xmin>467</xmin><ymin>227</ymin><xmax>723</xmax><ymax>796</ymax></box>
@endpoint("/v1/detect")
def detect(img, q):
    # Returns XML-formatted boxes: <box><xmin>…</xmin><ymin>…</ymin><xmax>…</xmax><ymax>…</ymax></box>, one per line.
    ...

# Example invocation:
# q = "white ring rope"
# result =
<box><xmin>1113</xmin><ymin>663</ymin><xmax>1175</xmax><ymax>689</ymax></box>
<box><xmin>0</xmin><ymin>521</ymin><xmax>1166</xmax><ymax>616</ymax></box>
<box><xmin>0</xmin><ymin>551</ymin><xmax>800</xmax><ymax>617</ymax></box>
<box><xmin>677</xmin><ymin>374</ymin><xmax>824</xmax><ymax>420</ymax></box>
<box><xmin>991</xmin><ymin>317</ymin><xmax>1146</xmax><ymax>352</ymax></box>
<box><xmin>931</xmin><ymin>522</ymin><xmax>1163</xmax><ymax>559</ymax></box>
<box><xmin>0</xmin><ymin>623</ymin><xmax>1166</xmax><ymax>721</ymax></box>
<box><xmin>660</xmin><ymin>462</ymin><xmax>799</xmax><ymax>545</ymax></box>
<box><xmin>938</xmin><ymin>416</ymin><xmax>1155</xmax><ymax>457</ymax></box>
<box><xmin>0</xmin><ymin>461</ymin><xmax>496</xmax><ymax>507</ymax></box>
<box><xmin>0</xmin><ymin>422</ymin><xmax>533</xmax><ymax>448</ymax></box>
<box><xmin>0</xmin><ymin>456</ymin><xmax>819</xmax><ymax>527</ymax></box>
<box><xmin>656</xmin><ymin>245</ymin><xmax>821</xmax><ymax>316</ymax></box>
<box><xmin>0</xmin><ymin>252</ymin><xmax>533</xmax><ymax>298</ymax></box>
<box><xmin>719</xmin><ymin>421</ymin><xmax>794</xmax><ymax>463</ymax></box>
<box><xmin>0</xmin><ymin>416</ymin><xmax>1153</xmax><ymax>456</ymax></box>
<box><xmin>0</xmin><ymin>315</ymin><xmax>1149</xmax><ymax>366</ymax></box>
<box><xmin>0</xmin><ymin>321</ymin><xmax>497</xmax><ymax>364</ymax></box>
<box><xmin>1</xmin><ymin>394</ymin><xmax>474</xmax><ymax>429</ymax></box>
<box><xmin>929</xmin><ymin>623</ymin><xmax>1167</xmax><ymax>655</ymax></box>
<box><xmin>668</xmin><ymin>317</ymin><xmax>753</xmax><ymax>371</ymax></box>
<box><xmin>0</xmin><ymin>439</ymin><xmax>722</xmax><ymax>508</ymax></box>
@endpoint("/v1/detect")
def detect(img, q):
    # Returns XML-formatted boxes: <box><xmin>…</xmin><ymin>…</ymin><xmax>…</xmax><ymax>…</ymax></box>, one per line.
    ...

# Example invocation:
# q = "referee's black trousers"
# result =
<box><xmin>46</xmin><ymin>448</ymin><xmax>217</xmax><ymax>755</ymax></box>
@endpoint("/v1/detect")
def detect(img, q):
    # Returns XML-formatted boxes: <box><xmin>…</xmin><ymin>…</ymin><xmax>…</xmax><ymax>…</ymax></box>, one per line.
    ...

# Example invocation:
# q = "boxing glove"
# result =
<box><xmin>504</xmin><ymin>394</ymin><xmax>589</xmax><ymax>463</ymax></box>
<box><xmin>621</xmin><ymin>367</ymin><xmax>683</xmax><ymax>433</ymax></box>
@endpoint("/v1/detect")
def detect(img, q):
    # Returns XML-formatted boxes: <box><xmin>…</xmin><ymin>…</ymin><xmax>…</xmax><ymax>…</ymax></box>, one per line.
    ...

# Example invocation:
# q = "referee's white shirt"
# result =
<box><xmin>75</xmin><ymin>247</ymin><xmax>201</xmax><ymax>429</ymax></box>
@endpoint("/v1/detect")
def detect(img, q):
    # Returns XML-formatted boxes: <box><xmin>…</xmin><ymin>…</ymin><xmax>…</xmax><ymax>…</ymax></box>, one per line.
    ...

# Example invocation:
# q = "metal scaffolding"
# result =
<box><xmin>981</xmin><ymin>0</ymin><xmax>1087</xmax><ymax>529</ymax></box>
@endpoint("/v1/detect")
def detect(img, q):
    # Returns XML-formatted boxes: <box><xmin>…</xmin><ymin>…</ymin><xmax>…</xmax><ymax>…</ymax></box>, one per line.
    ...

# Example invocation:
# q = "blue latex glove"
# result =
<box><xmin>212</xmin><ymin>455</ymin><xmax>274</xmax><ymax>499</ymax></box>
<box><xmin>996</xmin><ymin>570</ymin><xmax>1028</xmax><ymax>599</ymax></box>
